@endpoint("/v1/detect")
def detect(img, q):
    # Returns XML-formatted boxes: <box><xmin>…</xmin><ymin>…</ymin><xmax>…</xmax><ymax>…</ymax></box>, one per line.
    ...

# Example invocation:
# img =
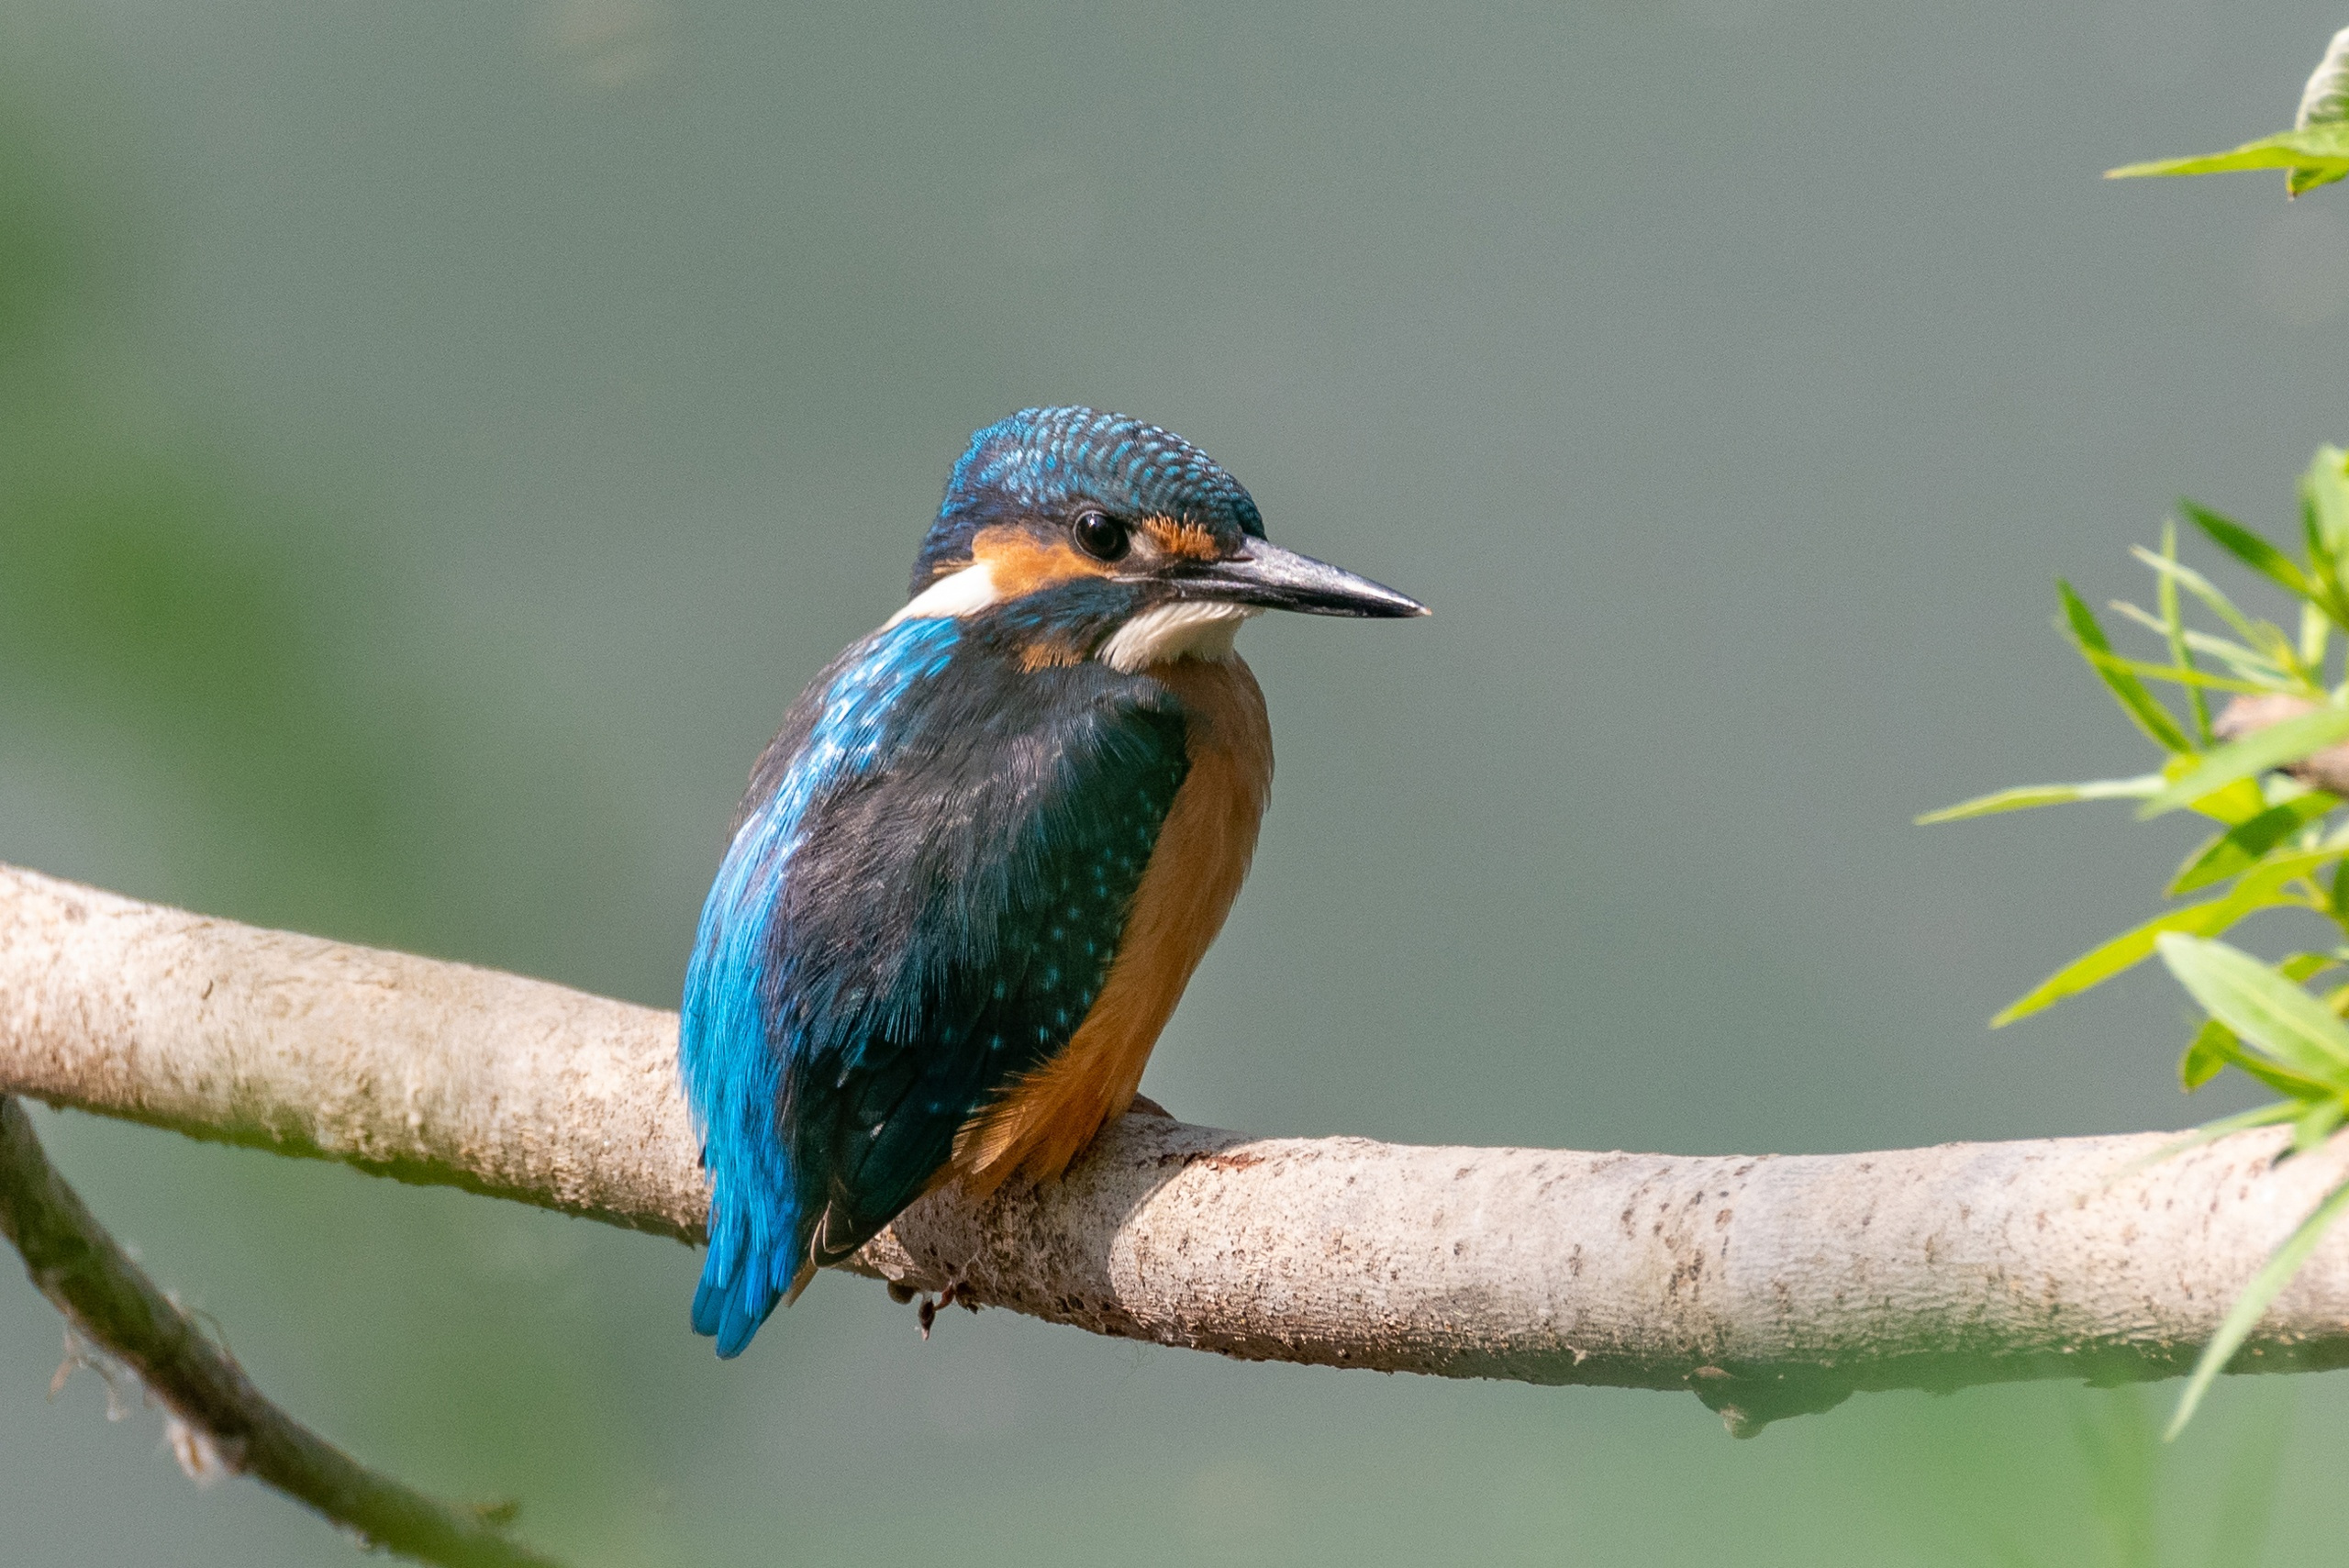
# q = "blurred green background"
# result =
<box><xmin>3</xmin><ymin>2</ymin><xmax>2346</xmax><ymax>1562</ymax></box>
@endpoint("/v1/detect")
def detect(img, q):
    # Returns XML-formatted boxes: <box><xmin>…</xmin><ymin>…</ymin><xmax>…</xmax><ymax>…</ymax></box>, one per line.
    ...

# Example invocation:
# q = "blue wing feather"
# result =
<box><xmin>680</xmin><ymin>613</ymin><xmax>1188</xmax><ymax>1354</ymax></box>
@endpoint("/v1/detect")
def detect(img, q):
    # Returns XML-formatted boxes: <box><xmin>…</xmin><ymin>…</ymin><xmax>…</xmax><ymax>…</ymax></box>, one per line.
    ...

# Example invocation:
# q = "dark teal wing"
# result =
<box><xmin>774</xmin><ymin>648</ymin><xmax>1190</xmax><ymax>1263</ymax></box>
<box><xmin>679</xmin><ymin>616</ymin><xmax>1187</xmax><ymax>1354</ymax></box>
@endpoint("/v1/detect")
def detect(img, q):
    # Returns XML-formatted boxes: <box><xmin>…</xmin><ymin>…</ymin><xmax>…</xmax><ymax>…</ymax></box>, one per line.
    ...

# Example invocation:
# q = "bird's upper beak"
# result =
<box><xmin>1168</xmin><ymin>539</ymin><xmax>1429</xmax><ymax>618</ymax></box>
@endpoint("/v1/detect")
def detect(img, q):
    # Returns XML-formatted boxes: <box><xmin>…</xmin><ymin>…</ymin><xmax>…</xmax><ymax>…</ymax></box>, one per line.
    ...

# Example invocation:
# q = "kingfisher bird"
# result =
<box><xmin>679</xmin><ymin>406</ymin><xmax>1426</xmax><ymax>1356</ymax></box>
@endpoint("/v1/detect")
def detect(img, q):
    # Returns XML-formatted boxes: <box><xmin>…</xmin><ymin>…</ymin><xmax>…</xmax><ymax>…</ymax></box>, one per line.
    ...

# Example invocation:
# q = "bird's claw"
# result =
<box><xmin>914</xmin><ymin>1278</ymin><xmax>980</xmax><ymax>1340</ymax></box>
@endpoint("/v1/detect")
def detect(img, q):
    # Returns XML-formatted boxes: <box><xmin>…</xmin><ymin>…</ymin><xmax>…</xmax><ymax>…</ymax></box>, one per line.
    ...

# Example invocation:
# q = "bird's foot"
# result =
<box><xmin>913</xmin><ymin>1277</ymin><xmax>980</xmax><ymax>1340</ymax></box>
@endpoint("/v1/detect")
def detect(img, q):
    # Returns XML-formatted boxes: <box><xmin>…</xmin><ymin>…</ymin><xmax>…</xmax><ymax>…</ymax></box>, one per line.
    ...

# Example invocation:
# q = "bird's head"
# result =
<box><xmin>900</xmin><ymin>407</ymin><xmax>1426</xmax><ymax>671</ymax></box>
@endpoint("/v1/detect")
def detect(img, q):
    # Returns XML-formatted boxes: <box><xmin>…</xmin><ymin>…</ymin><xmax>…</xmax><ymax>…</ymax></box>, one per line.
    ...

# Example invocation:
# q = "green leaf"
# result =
<box><xmin>2152</xmin><ymin>751</ymin><xmax>2270</xmax><ymax>827</ymax></box>
<box><xmin>2161</xmin><ymin>519</ymin><xmax>2213</xmax><ymax>745</ymax></box>
<box><xmin>2129</xmin><ymin>546</ymin><xmax>2270</xmax><ymax>647</ymax></box>
<box><xmin>2169</xmin><ymin>794</ymin><xmax>2339</xmax><ymax>895</ymax></box>
<box><xmin>2167</xmin><ymin>1172</ymin><xmax>2349</xmax><ymax>1440</ymax></box>
<box><xmin>2160</xmin><ymin>960</ymin><xmax>2340</xmax><ymax>1100</ymax></box>
<box><xmin>2305</xmin><ymin>446</ymin><xmax>2349</xmax><ymax>559</ymax></box>
<box><xmin>2298</xmin><ymin>506</ymin><xmax>2349</xmax><ymax>632</ymax></box>
<box><xmin>2121</xmin><ymin>1101</ymin><xmax>2304</xmax><ymax>1184</ymax></box>
<box><xmin>2300</xmin><ymin>600</ymin><xmax>2332</xmax><ymax>673</ymax></box>
<box><xmin>2176</xmin><ymin>970</ymin><xmax>2345</xmax><ymax>1100</ymax></box>
<box><xmin>2181</xmin><ymin>1019</ymin><xmax>2234</xmax><ymax>1090</ymax></box>
<box><xmin>1996</xmin><ymin>903</ymin><xmax>2237</xmax><ymax>1028</ymax></box>
<box><xmin>1994</xmin><ymin>847</ymin><xmax>2343</xmax><ymax>1027</ymax></box>
<box><xmin>2187</xmin><ymin>634</ymin><xmax>2291</xmax><ymax>684</ymax></box>
<box><xmin>2280</xmin><ymin>950</ymin><xmax>2339</xmax><ymax>984</ymax></box>
<box><xmin>1914</xmin><ymin>775</ymin><xmax>2165</xmax><ymax>825</ymax></box>
<box><xmin>2108</xmin><ymin>121</ymin><xmax>2349</xmax><ymax>182</ymax></box>
<box><xmin>2293</xmin><ymin>1096</ymin><xmax>2347</xmax><ymax>1155</ymax></box>
<box><xmin>2058</xmin><ymin>580</ymin><xmax>2192</xmax><ymax>752</ymax></box>
<box><xmin>2212</xmin><ymin>1033</ymin><xmax>2340</xmax><ymax>1101</ymax></box>
<box><xmin>2154</xmin><ymin>934</ymin><xmax>2349</xmax><ymax>1082</ymax></box>
<box><xmin>2181</xmin><ymin>502</ymin><xmax>2316</xmax><ymax>604</ymax></box>
<box><xmin>2085</xmin><ymin>650</ymin><xmax>2277</xmax><ymax>696</ymax></box>
<box><xmin>2296</xmin><ymin>27</ymin><xmax>2349</xmax><ymax>131</ymax></box>
<box><xmin>2139</xmin><ymin>703</ymin><xmax>2349</xmax><ymax>818</ymax></box>
<box><xmin>2102</xmin><ymin>598</ymin><xmax>2292</xmax><ymax>684</ymax></box>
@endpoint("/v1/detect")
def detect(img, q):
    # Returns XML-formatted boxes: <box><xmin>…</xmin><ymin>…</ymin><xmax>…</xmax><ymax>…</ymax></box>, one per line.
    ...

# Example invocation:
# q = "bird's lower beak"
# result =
<box><xmin>1171</xmin><ymin>540</ymin><xmax>1429</xmax><ymax>618</ymax></box>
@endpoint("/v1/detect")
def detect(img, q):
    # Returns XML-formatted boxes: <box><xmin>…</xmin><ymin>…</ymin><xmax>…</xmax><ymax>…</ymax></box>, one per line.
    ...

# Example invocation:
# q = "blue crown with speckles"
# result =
<box><xmin>911</xmin><ymin>407</ymin><xmax>1265</xmax><ymax>593</ymax></box>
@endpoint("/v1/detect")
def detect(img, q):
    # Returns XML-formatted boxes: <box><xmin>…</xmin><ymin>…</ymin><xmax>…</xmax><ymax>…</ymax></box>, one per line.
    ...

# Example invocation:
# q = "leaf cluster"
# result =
<box><xmin>2106</xmin><ymin>26</ymin><xmax>2349</xmax><ymax>196</ymax></box>
<box><xmin>1922</xmin><ymin>445</ymin><xmax>2349</xmax><ymax>1436</ymax></box>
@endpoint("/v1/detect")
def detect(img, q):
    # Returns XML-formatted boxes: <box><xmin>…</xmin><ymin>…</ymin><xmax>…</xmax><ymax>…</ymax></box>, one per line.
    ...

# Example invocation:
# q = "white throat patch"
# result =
<box><xmin>1097</xmin><ymin>601</ymin><xmax>1260</xmax><ymax>673</ymax></box>
<box><xmin>883</xmin><ymin>560</ymin><xmax>1003</xmax><ymax>628</ymax></box>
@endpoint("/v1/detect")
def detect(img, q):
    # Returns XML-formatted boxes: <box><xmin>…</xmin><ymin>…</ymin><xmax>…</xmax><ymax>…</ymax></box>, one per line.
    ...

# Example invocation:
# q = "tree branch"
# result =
<box><xmin>6</xmin><ymin>862</ymin><xmax>2349</xmax><ymax>1435</ymax></box>
<box><xmin>0</xmin><ymin>1094</ymin><xmax>564</xmax><ymax>1566</ymax></box>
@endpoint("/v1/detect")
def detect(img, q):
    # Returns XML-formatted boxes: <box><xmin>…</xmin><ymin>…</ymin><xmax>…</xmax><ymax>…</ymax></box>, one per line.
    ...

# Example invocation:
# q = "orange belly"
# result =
<box><xmin>952</xmin><ymin>654</ymin><xmax>1273</xmax><ymax>1190</ymax></box>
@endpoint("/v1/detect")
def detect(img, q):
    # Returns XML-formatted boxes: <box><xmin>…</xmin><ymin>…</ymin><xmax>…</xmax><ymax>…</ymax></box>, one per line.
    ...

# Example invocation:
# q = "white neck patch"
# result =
<box><xmin>1097</xmin><ymin>600</ymin><xmax>1259</xmax><ymax>673</ymax></box>
<box><xmin>883</xmin><ymin>560</ymin><xmax>1003</xmax><ymax>628</ymax></box>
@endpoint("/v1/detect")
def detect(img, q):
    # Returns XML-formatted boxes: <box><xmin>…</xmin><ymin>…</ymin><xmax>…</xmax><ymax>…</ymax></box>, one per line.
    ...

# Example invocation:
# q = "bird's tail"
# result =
<box><xmin>693</xmin><ymin>1195</ymin><xmax>818</xmax><ymax>1358</ymax></box>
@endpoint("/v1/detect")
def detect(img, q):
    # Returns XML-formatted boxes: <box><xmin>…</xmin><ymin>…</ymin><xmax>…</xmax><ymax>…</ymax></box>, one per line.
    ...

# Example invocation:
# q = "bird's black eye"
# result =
<box><xmin>1073</xmin><ymin>510</ymin><xmax>1130</xmax><ymax>562</ymax></box>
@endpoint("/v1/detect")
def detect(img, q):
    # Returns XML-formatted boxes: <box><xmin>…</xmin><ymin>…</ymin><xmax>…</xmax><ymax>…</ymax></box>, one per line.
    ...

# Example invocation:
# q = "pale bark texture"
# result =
<box><xmin>6</xmin><ymin>862</ymin><xmax>2349</xmax><ymax>1433</ymax></box>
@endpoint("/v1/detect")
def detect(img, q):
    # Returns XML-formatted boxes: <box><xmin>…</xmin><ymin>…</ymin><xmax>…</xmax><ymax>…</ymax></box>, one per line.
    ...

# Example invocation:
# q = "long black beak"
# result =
<box><xmin>1171</xmin><ymin>539</ymin><xmax>1429</xmax><ymax>618</ymax></box>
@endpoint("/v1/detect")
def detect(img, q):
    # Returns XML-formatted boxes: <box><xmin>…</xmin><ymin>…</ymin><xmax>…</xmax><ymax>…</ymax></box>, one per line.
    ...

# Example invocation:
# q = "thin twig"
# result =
<box><xmin>0</xmin><ymin>1096</ymin><xmax>566</xmax><ymax>1568</ymax></box>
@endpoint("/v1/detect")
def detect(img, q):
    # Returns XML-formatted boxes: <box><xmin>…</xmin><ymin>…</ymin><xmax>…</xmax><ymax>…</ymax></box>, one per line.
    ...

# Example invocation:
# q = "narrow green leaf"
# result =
<box><xmin>2298</xmin><ymin>502</ymin><xmax>2349</xmax><ymax>631</ymax></box>
<box><xmin>2108</xmin><ymin>121</ymin><xmax>2349</xmax><ymax>181</ymax></box>
<box><xmin>2300</xmin><ymin>600</ymin><xmax>2332</xmax><ymax>673</ymax></box>
<box><xmin>2176</xmin><ymin>977</ymin><xmax>2345</xmax><ymax>1098</ymax></box>
<box><xmin>2162</xmin><ymin>519</ymin><xmax>2213</xmax><ymax>745</ymax></box>
<box><xmin>2213</xmin><ymin>1033</ymin><xmax>2340</xmax><ymax>1101</ymax></box>
<box><xmin>2299</xmin><ymin>28</ymin><xmax>2349</xmax><ymax>128</ymax></box>
<box><xmin>2139</xmin><ymin>703</ymin><xmax>2349</xmax><ymax>818</ymax></box>
<box><xmin>2154</xmin><ymin>934</ymin><xmax>2349</xmax><ymax>1081</ymax></box>
<box><xmin>1994</xmin><ymin>847</ymin><xmax>2343</xmax><ymax>1026</ymax></box>
<box><xmin>2189</xmin><ymin>637</ymin><xmax>2291</xmax><ymax>684</ymax></box>
<box><xmin>2119</xmin><ymin>1101</ymin><xmax>2303</xmax><ymax>1184</ymax></box>
<box><xmin>2059</xmin><ymin>579</ymin><xmax>2192</xmax><ymax>752</ymax></box>
<box><xmin>2305</xmin><ymin>445</ymin><xmax>2349</xmax><ymax>561</ymax></box>
<box><xmin>2182</xmin><ymin>502</ymin><xmax>2316</xmax><ymax>604</ymax></box>
<box><xmin>2293</xmin><ymin>1096</ymin><xmax>2347</xmax><ymax>1155</ymax></box>
<box><xmin>2085</xmin><ymin>650</ymin><xmax>2277</xmax><ymax>696</ymax></box>
<box><xmin>1914</xmin><ymin>775</ymin><xmax>2165</xmax><ymax>825</ymax></box>
<box><xmin>2227</xmin><ymin>844</ymin><xmax>2342</xmax><ymax>899</ymax></box>
<box><xmin>2181</xmin><ymin>1019</ymin><xmax>2233</xmax><ymax>1090</ymax></box>
<box><xmin>2188</xmin><ymin>1009</ymin><xmax>2339</xmax><ymax>1098</ymax></box>
<box><xmin>2153</xmin><ymin>751</ymin><xmax>2273</xmax><ymax>827</ymax></box>
<box><xmin>2169</xmin><ymin>794</ymin><xmax>2339</xmax><ymax>895</ymax></box>
<box><xmin>2281</xmin><ymin>951</ymin><xmax>2339</xmax><ymax>984</ymax></box>
<box><xmin>2108</xmin><ymin>605</ymin><xmax>2291</xmax><ymax>685</ymax></box>
<box><xmin>1996</xmin><ymin>903</ymin><xmax>2231</xmax><ymax>1027</ymax></box>
<box><xmin>2167</xmin><ymin>1172</ymin><xmax>2349</xmax><ymax>1440</ymax></box>
<box><xmin>2291</xmin><ymin>38</ymin><xmax>2349</xmax><ymax>198</ymax></box>
<box><xmin>2130</xmin><ymin>546</ymin><xmax>2271</xmax><ymax>648</ymax></box>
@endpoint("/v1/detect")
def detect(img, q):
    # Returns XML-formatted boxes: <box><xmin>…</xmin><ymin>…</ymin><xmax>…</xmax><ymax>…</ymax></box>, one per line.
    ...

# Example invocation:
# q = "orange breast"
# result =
<box><xmin>952</xmin><ymin>654</ymin><xmax>1273</xmax><ymax>1191</ymax></box>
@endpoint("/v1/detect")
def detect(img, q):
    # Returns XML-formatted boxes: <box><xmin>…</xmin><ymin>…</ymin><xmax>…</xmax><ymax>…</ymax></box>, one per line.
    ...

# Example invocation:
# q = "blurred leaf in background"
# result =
<box><xmin>2109</xmin><ymin>26</ymin><xmax>2349</xmax><ymax>196</ymax></box>
<box><xmin>1925</xmin><ymin>441</ymin><xmax>2349</xmax><ymax>1439</ymax></box>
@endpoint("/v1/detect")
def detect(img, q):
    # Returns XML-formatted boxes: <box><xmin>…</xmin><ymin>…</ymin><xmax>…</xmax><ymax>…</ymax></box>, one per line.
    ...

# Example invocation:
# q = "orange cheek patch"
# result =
<box><xmin>1139</xmin><ymin>515</ymin><xmax>1222</xmax><ymax>562</ymax></box>
<box><xmin>971</xmin><ymin>526</ymin><xmax>1113</xmax><ymax>595</ymax></box>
